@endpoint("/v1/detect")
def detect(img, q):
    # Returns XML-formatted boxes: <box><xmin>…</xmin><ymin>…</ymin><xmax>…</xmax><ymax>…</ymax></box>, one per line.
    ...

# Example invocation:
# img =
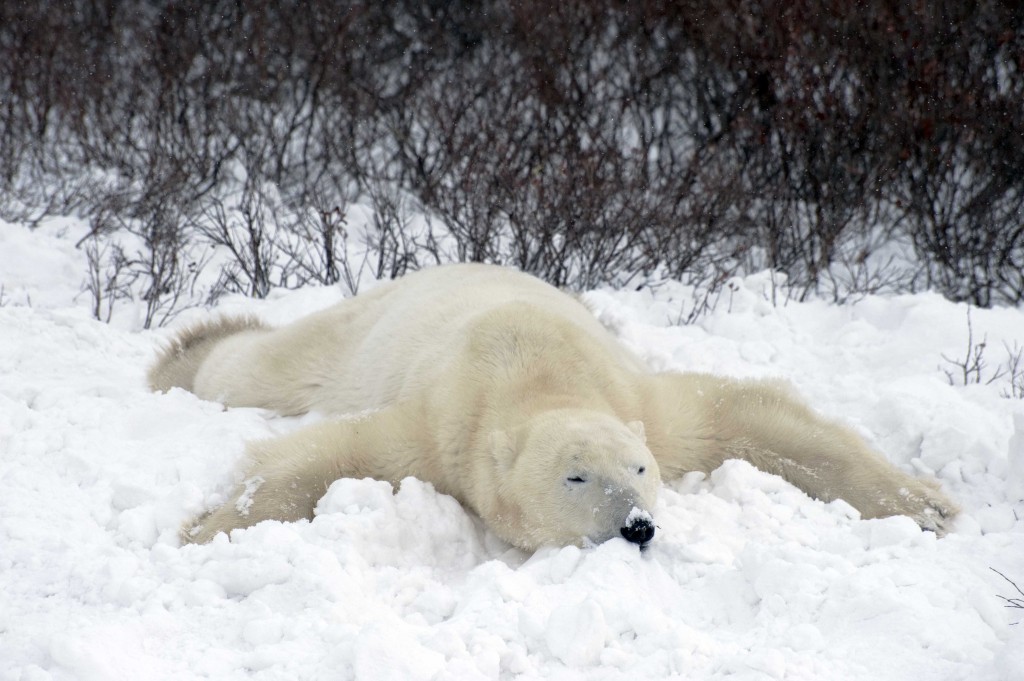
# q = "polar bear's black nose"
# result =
<box><xmin>620</xmin><ymin>517</ymin><xmax>655</xmax><ymax>544</ymax></box>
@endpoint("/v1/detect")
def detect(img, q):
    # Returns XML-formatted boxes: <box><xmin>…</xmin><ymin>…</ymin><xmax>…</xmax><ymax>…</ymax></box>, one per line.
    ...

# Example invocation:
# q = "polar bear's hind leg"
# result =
<box><xmin>148</xmin><ymin>317</ymin><xmax>267</xmax><ymax>393</ymax></box>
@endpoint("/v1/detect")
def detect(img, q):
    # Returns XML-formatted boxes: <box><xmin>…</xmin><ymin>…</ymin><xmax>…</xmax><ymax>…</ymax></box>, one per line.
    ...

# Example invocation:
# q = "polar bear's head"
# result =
<box><xmin>491</xmin><ymin>409</ymin><xmax>661</xmax><ymax>550</ymax></box>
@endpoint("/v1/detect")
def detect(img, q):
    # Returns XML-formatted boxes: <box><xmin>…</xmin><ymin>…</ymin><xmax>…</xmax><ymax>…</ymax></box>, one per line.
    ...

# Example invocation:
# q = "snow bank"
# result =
<box><xmin>1</xmin><ymin>219</ymin><xmax>1022</xmax><ymax>680</ymax></box>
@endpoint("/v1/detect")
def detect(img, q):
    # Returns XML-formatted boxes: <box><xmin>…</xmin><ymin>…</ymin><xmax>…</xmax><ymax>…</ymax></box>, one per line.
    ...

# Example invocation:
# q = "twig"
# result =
<box><xmin>941</xmin><ymin>307</ymin><xmax>1008</xmax><ymax>386</ymax></box>
<box><xmin>991</xmin><ymin>567</ymin><xmax>1024</xmax><ymax>623</ymax></box>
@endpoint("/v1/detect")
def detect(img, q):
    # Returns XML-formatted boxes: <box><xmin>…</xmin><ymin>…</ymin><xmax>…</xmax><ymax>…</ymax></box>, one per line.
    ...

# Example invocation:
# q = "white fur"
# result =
<box><xmin>152</xmin><ymin>264</ymin><xmax>957</xmax><ymax>548</ymax></box>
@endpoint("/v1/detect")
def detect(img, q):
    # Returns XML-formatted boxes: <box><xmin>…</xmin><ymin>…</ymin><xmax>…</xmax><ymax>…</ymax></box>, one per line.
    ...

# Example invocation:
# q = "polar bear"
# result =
<box><xmin>151</xmin><ymin>264</ymin><xmax>957</xmax><ymax>549</ymax></box>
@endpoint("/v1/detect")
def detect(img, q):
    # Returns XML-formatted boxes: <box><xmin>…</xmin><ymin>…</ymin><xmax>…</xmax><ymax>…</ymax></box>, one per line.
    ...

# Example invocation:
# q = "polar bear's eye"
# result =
<box><xmin>637</xmin><ymin>466</ymin><xmax>646</xmax><ymax>475</ymax></box>
<box><xmin>566</xmin><ymin>476</ymin><xmax>586</xmax><ymax>484</ymax></box>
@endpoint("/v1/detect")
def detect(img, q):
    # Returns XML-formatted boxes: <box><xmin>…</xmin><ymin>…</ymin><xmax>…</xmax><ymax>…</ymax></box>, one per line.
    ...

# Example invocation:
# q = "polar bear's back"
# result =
<box><xmin>190</xmin><ymin>264</ymin><xmax>646</xmax><ymax>415</ymax></box>
<box><xmin>312</xmin><ymin>264</ymin><xmax>641</xmax><ymax>410</ymax></box>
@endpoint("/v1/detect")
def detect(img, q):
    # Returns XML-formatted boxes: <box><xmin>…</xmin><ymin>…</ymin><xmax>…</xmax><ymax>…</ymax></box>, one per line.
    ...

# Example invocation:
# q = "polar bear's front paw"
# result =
<box><xmin>894</xmin><ymin>481</ymin><xmax>959</xmax><ymax>536</ymax></box>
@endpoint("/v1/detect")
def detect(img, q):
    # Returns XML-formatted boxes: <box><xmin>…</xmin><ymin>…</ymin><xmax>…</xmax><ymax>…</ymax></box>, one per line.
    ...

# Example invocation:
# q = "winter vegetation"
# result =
<box><xmin>2</xmin><ymin>0</ymin><xmax>1023</xmax><ymax>326</ymax></box>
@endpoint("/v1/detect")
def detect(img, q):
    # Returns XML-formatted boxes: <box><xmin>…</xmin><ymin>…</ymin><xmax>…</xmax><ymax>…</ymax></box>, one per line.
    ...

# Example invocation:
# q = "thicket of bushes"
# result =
<box><xmin>2</xmin><ymin>0</ymin><xmax>1022</xmax><ymax>325</ymax></box>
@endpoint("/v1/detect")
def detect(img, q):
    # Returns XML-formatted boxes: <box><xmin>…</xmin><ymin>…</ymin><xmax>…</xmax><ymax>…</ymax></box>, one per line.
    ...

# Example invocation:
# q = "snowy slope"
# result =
<box><xmin>1</xmin><ymin>218</ymin><xmax>1022</xmax><ymax>681</ymax></box>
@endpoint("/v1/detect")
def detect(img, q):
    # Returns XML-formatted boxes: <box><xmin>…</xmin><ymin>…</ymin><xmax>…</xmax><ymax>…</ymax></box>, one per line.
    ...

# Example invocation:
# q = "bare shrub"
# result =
<box><xmin>197</xmin><ymin>178</ymin><xmax>283</xmax><ymax>302</ymax></box>
<box><xmin>82</xmin><ymin>236</ymin><xmax>134</xmax><ymax>325</ymax></box>
<box><xmin>999</xmin><ymin>344</ymin><xmax>1024</xmax><ymax>400</ymax></box>
<box><xmin>364</xmin><ymin>183</ymin><xmax>430</xmax><ymax>283</ymax></box>
<box><xmin>941</xmin><ymin>307</ymin><xmax>1005</xmax><ymax>387</ymax></box>
<box><xmin>279</xmin><ymin>201</ymin><xmax>350</xmax><ymax>290</ymax></box>
<box><xmin>3</xmin><ymin>0</ymin><xmax>1023</xmax><ymax>314</ymax></box>
<box><xmin>81</xmin><ymin>205</ymin><xmax>209</xmax><ymax>328</ymax></box>
<box><xmin>941</xmin><ymin>307</ymin><xmax>1024</xmax><ymax>399</ymax></box>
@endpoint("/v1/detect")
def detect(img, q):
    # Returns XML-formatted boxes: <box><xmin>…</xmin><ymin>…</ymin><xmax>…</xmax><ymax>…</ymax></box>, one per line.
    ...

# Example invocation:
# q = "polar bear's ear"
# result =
<box><xmin>626</xmin><ymin>420</ymin><xmax>646</xmax><ymax>443</ymax></box>
<box><xmin>489</xmin><ymin>430</ymin><xmax>516</xmax><ymax>473</ymax></box>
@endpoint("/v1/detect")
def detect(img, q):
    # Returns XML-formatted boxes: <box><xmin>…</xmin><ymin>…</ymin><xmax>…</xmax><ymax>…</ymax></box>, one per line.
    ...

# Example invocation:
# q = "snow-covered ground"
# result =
<box><xmin>2</xmin><ymin>217</ymin><xmax>1022</xmax><ymax>681</ymax></box>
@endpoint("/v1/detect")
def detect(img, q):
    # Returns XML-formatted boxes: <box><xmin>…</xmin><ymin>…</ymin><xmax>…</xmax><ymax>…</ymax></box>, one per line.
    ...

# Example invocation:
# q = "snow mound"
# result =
<box><xmin>1</xmin><ymin>218</ymin><xmax>1022</xmax><ymax>680</ymax></box>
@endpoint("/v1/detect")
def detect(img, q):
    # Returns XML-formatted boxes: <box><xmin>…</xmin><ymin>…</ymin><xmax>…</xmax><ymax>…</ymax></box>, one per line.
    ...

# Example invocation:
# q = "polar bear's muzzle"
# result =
<box><xmin>584</xmin><ymin>478</ymin><xmax>658</xmax><ymax>548</ymax></box>
<box><xmin>620</xmin><ymin>510</ymin><xmax>656</xmax><ymax>545</ymax></box>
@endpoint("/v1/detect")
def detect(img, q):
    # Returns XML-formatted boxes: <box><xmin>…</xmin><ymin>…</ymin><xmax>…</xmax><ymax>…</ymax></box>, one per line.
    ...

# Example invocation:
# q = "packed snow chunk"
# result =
<box><xmin>545</xmin><ymin>597</ymin><xmax>610</xmax><ymax>667</ymax></box>
<box><xmin>547</xmin><ymin>545</ymin><xmax>583</xmax><ymax>583</ymax></box>
<box><xmin>974</xmin><ymin>503</ymin><xmax>1019</xmax><ymax>534</ymax></box>
<box><xmin>109</xmin><ymin>482</ymin><xmax>152</xmax><ymax>511</ymax></box>
<box><xmin>313</xmin><ymin>476</ymin><xmax>484</xmax><ymax>571</ymax></box>
<box><xmin>352</xmin><ymin>622</ymin><xmax>446</xmax><ymax>681</ymax></box>
<box><xmin>709</xmin><ymin>459</ymin><xmax>795</xmax><ymax>502</ymax></box>
<box><xmin>1007</xmin><ymin>412</ymin><xmax>1024</xmax><ymax>501</ymax></box>
<box><xmin>195</xmin><ymin>553</ymin><xmax>293</xmax><ymax>598</ymax></box>
<box><xmin>740</xmin><ymin>648</ymin><xmax>787</xmax><ymax>679</ymax></box>
<box><xmin>982</xmin><ymin>625</ymin><xmax>1024</xmax><ymax>681</ymax></box>
<box><xmin>783</xmin><ymin>623</ymin><xmax>827</xmax><ymax>652</ymax></box>
<box><xmin>706</xmin><ymin>459</ymin><xmax>813</xmax><ymax>530</ymax></box>
<box><xmin>47</xmin><ymin>623</ymin><xmax>157</xmax><ymax>681</ymax></box>
<box><xmin>855</xmin><ymin>514</ymin><xmax>925</xmax><ymax>549</ymax></box>
<box><xmin>242</xmin><ymin>618</ymin><xmax>284</xmax><ymax>647</ymax></box>
<box><xmin>316</xmin><ymin>476</ymin><xmax>395</xmax><ymax>516</ymax></box>
<box><xmin>408</xmin><ymin>583</ymin><xmax>458</xmax><ymax>625</ymax></box>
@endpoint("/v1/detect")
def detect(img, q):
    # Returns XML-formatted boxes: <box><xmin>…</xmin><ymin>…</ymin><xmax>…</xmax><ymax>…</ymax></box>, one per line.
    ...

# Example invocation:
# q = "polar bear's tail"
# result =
<box><xmin>148</xmin><ymin>316</ymin><xmax>268</xmax><ymax>393</ymax></box>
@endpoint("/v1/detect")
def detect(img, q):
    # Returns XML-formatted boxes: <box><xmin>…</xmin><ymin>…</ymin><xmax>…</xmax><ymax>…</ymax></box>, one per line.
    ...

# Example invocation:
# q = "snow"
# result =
<box><xmin>624</xmin><ymin>507</ymin><xmax>652</xmax><ymax>525</ymax></box>
<box><xmin>2</xmin><ymin>217</ymin><xmax>1023</xmax><ymax>681</ymax></box>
